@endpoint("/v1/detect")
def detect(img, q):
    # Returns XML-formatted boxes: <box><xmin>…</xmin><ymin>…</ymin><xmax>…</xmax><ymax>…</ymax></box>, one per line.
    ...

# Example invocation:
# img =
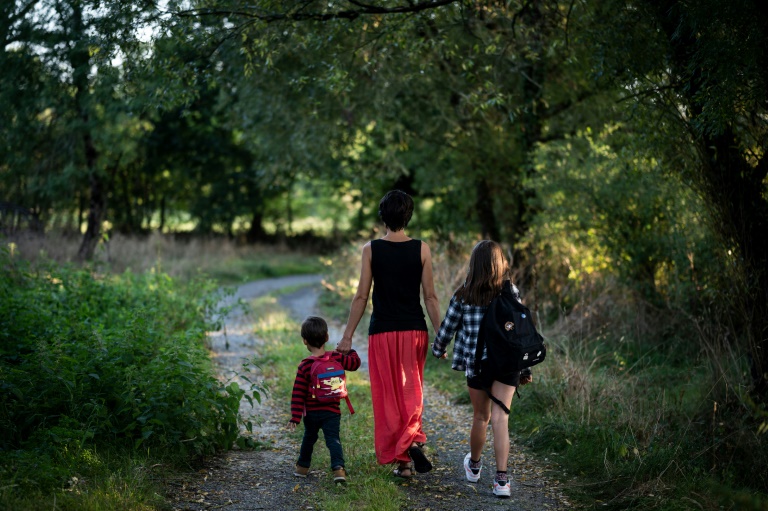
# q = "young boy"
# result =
<box><xmin>287</xmin><ymin>316</ymin><xmax>361</xmax><ymax>483</ymax></box>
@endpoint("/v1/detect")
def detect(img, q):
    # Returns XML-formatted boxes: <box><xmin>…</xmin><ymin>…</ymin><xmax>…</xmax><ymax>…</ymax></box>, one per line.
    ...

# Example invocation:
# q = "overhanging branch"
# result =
<box><xmin>175</xmin><ymin>0</ymin><xmax>458</xmax><ymax>23</ymax></box>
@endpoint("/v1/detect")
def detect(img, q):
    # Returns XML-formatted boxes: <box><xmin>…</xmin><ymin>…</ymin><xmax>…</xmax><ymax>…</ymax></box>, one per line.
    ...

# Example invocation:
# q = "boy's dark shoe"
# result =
<box><xmin>332</xmin><ymin>466</ymin><xmax>347</xmax><ymax>483</ymax></box>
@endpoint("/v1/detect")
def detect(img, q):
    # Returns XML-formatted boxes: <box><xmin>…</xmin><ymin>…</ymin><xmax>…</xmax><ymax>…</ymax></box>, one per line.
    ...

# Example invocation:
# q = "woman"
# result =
<box><xmin>335</xmin><ymin>190</ymin><xmax>441</xmax><ymax>478</ymax></box>
<box><xmin>431</xmin><ymin>240</ymin><xmax>532</xmax><ymax>498</ymax></box>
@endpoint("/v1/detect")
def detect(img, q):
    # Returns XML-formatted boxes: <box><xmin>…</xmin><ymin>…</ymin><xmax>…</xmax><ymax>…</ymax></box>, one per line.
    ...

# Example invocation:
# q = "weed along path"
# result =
<box><xmin>166</xmin><ymin>276</ymin><xmax>572</xmax><ymax>511</ymax></box>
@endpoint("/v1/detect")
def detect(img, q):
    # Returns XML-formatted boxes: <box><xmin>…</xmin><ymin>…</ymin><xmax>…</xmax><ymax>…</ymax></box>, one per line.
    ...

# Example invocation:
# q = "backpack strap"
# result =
<box><xmin>344</xmin><ymin>395</ymin><xmax>355</xmax><ymax>415</ymax></box>
<box><xmin>484</xmin><ymin>388</ymin><xmax>512</xmax><ymax>415</ymax></box>
<box><xmin>475</xmin><ymin>308</ymin><xmax>488</xmax><ymax>381</ymax></box>
<box><xmin>475</xmin><ymin>280</ymin><xmax>510</xmax><ymax>365</ymax></box>
<box><xmin>483</xmin><ymin>385</ymin><xmax>522</xmax><ymax>415</ymax></box>
<box><xmin>308</xmin><ymin>353</ymin><xmax>329</xmax><ymax>364</ymax></box>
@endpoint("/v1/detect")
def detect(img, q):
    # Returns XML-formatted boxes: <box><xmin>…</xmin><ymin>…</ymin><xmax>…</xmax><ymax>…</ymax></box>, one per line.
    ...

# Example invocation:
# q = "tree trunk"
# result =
<box><xmin>77</xmin><ymin>192</ymin><xmax>85</xmax><ymax>234</ymax></box>
<box><xmin>355</xmin><ymin>193</ymin><xmax>366</xmax><ymax>232</ymax></box>
<box><xmin>475</xmin><ymin>177</ymin><xmax>500</xmax><ymax>241</ymax></box>
<box><xmin>119</xmin><ymin>169</ymin><xmax>135</xmax><ymax>233</ymax></box>
<box><xmin>246</xmin><ymin>210</ymin><xmax>267</xmax><ymax>243</ymax></box>
<box><xmin>701</xmin><ymin>131</ymin><xmax>768</xmax><ymax>397</ymax></box>
<box><xmin>652</xmin><ymin>0</ymin><xmax>768</xmax><ymax>397</ymax></box>
<box><xmin>159</xmin><ymin>195</ymin><xmax>166</xmax><ymax>232</ymax></box>
<box><xmin>77</xmin><ymin>137</ymin><xmax>104</xmax><ymax>261</ymax></box>
<box><xmin>286</xmin><ymin>190</ymin><xmax>293</xmax><ymax>236</ymax></box>
<box><xmin>509</xmin><ymin>0</ymin><xmax>546</xmax><ymax>267</ymax></box>
<box><xmin>70</xmin><ymin>1</ymin><xmax>103</xmax><ymax>262</ymax></box>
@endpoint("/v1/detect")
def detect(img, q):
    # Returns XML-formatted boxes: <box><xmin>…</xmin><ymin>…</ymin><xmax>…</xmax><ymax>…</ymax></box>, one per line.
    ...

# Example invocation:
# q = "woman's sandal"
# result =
<box><xmin>408</xmin><ymin>445</ymin><xmax>433</xmax><ymax>473</ymax></box>
<box><xmin>393</xmin><ymin>466</ymin><xmax>413</xmax><ymax>479</ymax></box>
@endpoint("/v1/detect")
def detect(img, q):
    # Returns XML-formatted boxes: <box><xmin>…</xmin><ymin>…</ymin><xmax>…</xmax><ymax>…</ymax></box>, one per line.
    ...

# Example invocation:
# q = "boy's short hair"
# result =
<box><xmin>378</xmin><ymin>190</ymin><xmax>414</xmax><ymax>231</ymax></box>
<box><xmin>301</xmin><ymin>316</ymin><xmax>328</xmax><ymax>348</ymax></box>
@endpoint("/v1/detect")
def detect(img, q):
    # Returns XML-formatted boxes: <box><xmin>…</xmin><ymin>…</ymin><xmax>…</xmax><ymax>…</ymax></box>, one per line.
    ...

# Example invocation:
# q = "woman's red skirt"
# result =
<box><xmin>368</xmin><ymin>329</ymin><xmax>428</xmax><ymax>465</ymax></box>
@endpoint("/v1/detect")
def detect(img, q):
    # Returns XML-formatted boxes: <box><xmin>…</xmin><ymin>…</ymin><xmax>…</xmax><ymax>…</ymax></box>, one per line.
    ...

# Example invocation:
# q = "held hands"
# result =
<box><xmin>432</xmin><ymin>343</ymin><xmax>448</xmax><ymax>359</ymax></box>
<box><xmin>287</xmin><ymin>422</ymin><xmax>297</xmax><ymax>432</ymax></box>
<box><xmin>335</xmin><ymin>336</ymin><xmax>352</xmax><ymax>355</ymax></box>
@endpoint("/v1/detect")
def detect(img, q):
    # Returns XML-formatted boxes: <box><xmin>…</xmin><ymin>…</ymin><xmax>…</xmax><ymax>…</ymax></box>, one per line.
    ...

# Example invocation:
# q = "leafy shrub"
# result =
<box><xmin>0</xmin><ymin>247</ymin><xmax>244</xmax><ymax>491</ymax></box>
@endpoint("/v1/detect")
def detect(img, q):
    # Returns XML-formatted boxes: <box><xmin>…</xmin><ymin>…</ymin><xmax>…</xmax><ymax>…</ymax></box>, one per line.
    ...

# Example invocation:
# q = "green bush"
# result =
<box><xmin>0</xmin><ymin>247</ymin><xmax>244</xmax><ymax>492</ymax></box>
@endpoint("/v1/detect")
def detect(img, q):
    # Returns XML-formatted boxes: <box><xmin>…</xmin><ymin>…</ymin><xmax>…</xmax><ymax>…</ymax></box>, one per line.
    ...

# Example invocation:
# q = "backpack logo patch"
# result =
<box><xmin>505</xmin><ymin>321</ymin><xmax>515</xmax><ymax>331</ymax></box>
<box><xmin>318</xmin><ymin>374</ymin><xmax>345</xmax><ymax>396</ymax></box>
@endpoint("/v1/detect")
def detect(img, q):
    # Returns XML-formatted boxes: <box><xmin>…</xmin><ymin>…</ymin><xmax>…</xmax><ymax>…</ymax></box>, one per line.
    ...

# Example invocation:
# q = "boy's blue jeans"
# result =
<box><xmin>297</xmin><ymin>410</ymin><xmax>344</xmax><ymax>469</ymax></box>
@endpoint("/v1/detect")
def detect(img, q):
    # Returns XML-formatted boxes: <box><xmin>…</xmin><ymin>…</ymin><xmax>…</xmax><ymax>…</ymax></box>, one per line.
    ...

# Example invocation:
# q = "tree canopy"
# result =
<box><xmin>2</xmin><ymin>0</ymin><xmax>767</xmax><ymax>398</ymax></box>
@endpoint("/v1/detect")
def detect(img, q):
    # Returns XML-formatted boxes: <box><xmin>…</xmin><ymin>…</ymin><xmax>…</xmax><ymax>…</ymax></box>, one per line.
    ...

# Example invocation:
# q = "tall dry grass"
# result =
<box><xmin>5</xmin><ymin>231</ymin><xmax>320</xmax><ymax>282</ymax></box>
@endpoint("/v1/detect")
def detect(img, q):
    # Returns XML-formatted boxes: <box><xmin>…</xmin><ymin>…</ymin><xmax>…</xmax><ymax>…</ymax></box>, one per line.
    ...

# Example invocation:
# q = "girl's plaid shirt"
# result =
<box><xmin>432</xmin><ymin>284</ymin><xmax>521</xmax><ymax>378</ymax></box>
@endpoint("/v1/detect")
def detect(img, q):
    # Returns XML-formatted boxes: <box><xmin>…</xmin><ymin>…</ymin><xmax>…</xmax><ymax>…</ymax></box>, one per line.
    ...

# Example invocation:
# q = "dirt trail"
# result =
<box><xmin>166</xmin><ymin>277</ymin><xmax>573</xmax><ymax>511</ymax></box>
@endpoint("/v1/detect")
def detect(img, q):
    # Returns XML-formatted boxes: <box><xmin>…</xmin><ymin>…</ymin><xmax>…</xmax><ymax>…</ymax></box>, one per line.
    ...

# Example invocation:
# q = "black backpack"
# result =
<box><xmin>476</xmin><ymin>280</ymin><xmax>546</xmax><ymax>411</ymax></box>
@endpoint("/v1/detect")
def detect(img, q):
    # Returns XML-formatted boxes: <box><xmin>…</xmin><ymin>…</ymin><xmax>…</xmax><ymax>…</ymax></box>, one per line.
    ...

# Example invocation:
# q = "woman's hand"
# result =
<box><xmin>336</xmin><ymin>336</ymin><xmax>352</xmax><ymax>355</ymax></box>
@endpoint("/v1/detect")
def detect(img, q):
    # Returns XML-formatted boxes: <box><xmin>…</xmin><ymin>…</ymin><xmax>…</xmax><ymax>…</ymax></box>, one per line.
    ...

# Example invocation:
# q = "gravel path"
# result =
<box><xmin>165</xmin><ymin>276</ymin><xmax>574</xmax><ymax>511</ymax></box>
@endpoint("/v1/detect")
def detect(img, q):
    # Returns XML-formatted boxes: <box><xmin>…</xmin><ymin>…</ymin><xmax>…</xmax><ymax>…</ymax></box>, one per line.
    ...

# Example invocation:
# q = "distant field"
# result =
<box><xmin>8</xmin><ymin>231</ymin><xmax>325</xmax><ymax>284</ymax></box>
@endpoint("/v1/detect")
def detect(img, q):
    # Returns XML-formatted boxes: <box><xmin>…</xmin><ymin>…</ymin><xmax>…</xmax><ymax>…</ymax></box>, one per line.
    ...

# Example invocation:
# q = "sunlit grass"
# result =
<box><xmin>207</xmin><ymin>253</ymin><xmax>323</xmax><ymax>286</ymax></box>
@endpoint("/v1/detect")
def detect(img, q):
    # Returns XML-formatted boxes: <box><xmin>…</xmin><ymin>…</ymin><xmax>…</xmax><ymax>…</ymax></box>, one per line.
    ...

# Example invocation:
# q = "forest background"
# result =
<box><xmin>1</xmin><ymin>0</ymin><xmax>767</xmax><ymax>510</ymax></box>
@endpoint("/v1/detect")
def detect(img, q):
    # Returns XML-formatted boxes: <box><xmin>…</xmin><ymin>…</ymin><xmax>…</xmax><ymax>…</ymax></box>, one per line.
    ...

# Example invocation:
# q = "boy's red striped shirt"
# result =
<box><xmin>290</xmin><ymin>349</ymin><xmax>361</xmax><ymax>424</ymax></box>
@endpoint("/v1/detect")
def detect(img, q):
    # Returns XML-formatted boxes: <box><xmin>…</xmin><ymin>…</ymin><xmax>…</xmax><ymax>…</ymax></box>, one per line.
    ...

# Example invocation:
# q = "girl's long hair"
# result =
<box><xmin>455</xmin><ymin>240</ymin><xmax>510</xmax><ymax>306</ymax></box>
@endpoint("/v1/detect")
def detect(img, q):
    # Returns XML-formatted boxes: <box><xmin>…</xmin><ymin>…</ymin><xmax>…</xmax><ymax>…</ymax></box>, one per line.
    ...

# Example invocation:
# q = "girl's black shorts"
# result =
<box><xmin>466</xmin><ymin>360</ymin><xmax>521</xmax><ymax>389</ymax></box>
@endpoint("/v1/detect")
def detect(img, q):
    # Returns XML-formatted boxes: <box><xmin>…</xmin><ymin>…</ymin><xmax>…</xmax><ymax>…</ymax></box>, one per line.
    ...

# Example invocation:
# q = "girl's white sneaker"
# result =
<box><xmin>493</xmin><ymin>474</ymin><xmax>511</xmax><ymax>498</ymax></box>
<box><xmin>463</xmin><ymin>453</ymin><xmax>482</xmax><ymax>483</ymax></box>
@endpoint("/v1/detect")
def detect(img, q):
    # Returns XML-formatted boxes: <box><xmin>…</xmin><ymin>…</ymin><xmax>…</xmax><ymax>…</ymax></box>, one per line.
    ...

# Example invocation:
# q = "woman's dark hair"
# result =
<box><xmin>301</xmin><ymin>316</ymin><xmax>328</xmax><ymax>348</ymax></box>
<box><xmin>455</xmin><ymin>240</ymin><xmax>510</xmax><ymax>306</ymax></box>
<box><xmin>378</xmin><ymin>190</ymin><xmax>414</xmax><ymax>231</ymax></box>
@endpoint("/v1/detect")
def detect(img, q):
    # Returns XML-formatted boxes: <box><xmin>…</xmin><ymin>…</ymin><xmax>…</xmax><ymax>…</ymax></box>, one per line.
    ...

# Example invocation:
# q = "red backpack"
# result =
<box><xmin>309</xmin><ymin>353</ymin><xmax>355</xmax><ymax>414</ymax></box>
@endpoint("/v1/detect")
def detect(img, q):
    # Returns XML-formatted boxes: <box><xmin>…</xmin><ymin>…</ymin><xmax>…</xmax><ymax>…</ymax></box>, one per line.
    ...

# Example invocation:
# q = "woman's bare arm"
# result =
<box><xmin>421</xmin><ymin>242</ymin><xmax>441</xmax><ymax>334</ymax></box>
<box><xmin>336</xmin><ymin>243</ymin><xmax>373</xmax><ymax>354</ymax></box>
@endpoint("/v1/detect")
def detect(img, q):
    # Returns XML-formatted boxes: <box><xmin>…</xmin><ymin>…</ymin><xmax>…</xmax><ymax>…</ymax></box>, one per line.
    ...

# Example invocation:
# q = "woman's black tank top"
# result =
<box><xmin>368</xmin><ymin>238</ymin><xmax>428</xmax><ymax>335</ymax></box>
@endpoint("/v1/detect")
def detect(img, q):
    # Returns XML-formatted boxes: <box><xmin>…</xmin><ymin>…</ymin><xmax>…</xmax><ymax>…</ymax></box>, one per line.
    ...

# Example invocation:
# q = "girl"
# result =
<box><xmin>431</xmin><ymin>240</ymin><xmax>531</xmax><ymax>498</ymax></box>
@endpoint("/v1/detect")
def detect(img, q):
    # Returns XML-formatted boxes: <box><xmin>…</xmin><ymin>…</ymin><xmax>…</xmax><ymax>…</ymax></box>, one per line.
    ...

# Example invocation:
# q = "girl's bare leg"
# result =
<box><xmin>468</xmin><ymin>387</ymin><xmax>491</xmax><ymax>461</ymax></box>
<box><xmin>489</xmin><ymin>381</ymin><xmax>516</xmax><ymax>471</ymax></box>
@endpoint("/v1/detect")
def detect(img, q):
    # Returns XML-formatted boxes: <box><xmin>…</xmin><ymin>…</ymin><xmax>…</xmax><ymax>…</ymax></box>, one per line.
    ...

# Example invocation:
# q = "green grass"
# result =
<box><xmin>501</xmin><ymin>334</ymin><xmax>768</xmax><ymax>510</ymax></box>
<box><xmin>248</xmin><ymin>294</ymin><xmax>409</xmax><ymax>510</ymax></box>
<box><xmin>0</xmin><ymin>450</ymin><xmax>174</xmax><ymax>511</ymax></box>
<box><xmin>205</xmin><ymin>252</ymin><xmax>324</xmax><ymax>286</ymax></box>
